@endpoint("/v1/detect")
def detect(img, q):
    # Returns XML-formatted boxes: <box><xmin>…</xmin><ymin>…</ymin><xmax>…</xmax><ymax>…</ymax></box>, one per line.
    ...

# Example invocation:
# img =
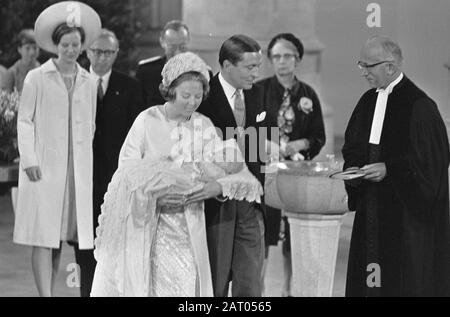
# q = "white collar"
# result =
<box><xmin>90</xmin><ymin>67</ymin><xmax>112</xmax><ymax>83</ymax></box>
<box><xmin>219</xmin><ymin>72</ymin><xmax>241</xmax><ymax>99</ymax></box>
<box><xmin>41</xmin><ymin>59</ymin><xmax>89</xmax><ymax>79</ymax></box>
<box><xmin>376</xmin><ymin>72</ymin><xmax>404</xmax><ymax>94</ymax></box>
<box><xmin>369</xmin><ymin>73</ymin><xmax>404</xmax><ymax>145</ymax></box>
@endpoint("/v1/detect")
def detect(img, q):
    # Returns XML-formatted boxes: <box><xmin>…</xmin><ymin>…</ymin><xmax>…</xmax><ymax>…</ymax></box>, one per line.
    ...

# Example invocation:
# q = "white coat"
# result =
<box><xmin>13</xmin><ymin>59</ymin><xmax>97</xmax><ymax>249</ymax></box>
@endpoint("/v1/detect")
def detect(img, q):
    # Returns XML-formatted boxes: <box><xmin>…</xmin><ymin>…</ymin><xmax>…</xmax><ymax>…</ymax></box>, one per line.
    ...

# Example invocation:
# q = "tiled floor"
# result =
<box><xmin>0</xmin><ymin>192</ymin><xmax>354</xmax><ymax>297</ymax></box>
<box><xmin>0</xmin><ymin>138</ymin><xmax>352</xmax><ymax>297</ymax></box>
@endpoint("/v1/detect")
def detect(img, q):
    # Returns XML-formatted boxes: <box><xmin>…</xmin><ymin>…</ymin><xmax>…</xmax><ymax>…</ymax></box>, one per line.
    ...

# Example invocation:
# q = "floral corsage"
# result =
<box><xmin>298</xmin><ymin>97</ymin><xmax>313</xmax><ymax>115</ymax></box>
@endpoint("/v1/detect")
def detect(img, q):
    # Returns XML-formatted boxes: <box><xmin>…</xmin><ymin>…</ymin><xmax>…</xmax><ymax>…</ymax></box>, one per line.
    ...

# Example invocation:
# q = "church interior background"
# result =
<box><xmin>132</xmin><ymin>0</ymin><xmax>450</xmax><ymax>152</ymax></box>
<box><xmin>1</xmin><ymin>0</ymin><xmax>450</xmax><ymax>297</ymax></box>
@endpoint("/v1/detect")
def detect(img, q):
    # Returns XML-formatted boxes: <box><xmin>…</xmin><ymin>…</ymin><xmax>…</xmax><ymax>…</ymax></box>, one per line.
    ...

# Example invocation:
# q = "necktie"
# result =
<box><xmin>233</xmin><ymin>89</ymin><xmax>246</xmax><ymax>127</ymax></box>
<box><xmin>97</xmin><ymin>77</ymin><xmax>104</xmax><ymax>101</ymax></box>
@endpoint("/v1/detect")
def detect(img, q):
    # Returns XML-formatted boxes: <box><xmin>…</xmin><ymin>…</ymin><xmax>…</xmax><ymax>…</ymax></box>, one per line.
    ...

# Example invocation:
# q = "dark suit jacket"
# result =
<box><xmin>135</xmin><ymin>56</ymin><xmax>166</xmax><ymax>108</ymax></box>
<box><xmin>197</xmin><ymin>74</ymin><xmax>270</xmax><ymax>221</ymax></box>
<box><xmin>93</xmin><ymin>70</ymin><xmax>146</xmax><ymax>228</ymax></box>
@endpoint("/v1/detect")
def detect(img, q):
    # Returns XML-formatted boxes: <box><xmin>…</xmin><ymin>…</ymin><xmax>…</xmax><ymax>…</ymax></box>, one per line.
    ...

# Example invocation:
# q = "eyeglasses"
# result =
<box><xmin>89</xmin><ymin>48</ymin><xmax>118</xmax><ymax>58</ymax></box>
<box><xmin>357</xmin><ymin>60</ymin><xmax>394</xmax><ymax>70</ymax></box>
<box><xmin>165</xmin><ymin>44</ymin><xmax>188</xmax><ymax>51</ymax></box>
<box><xmin>271</xmin><ymin>53</ymin><xmax>297</xmax><ymax>62</ymax></box>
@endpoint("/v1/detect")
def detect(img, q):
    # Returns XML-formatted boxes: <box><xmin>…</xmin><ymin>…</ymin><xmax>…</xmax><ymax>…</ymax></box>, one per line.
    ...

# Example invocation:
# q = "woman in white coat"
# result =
<box><xmin>13</xmin><ymin>2</ymin><xmax>100</xmax><ymax>297</ymax></box>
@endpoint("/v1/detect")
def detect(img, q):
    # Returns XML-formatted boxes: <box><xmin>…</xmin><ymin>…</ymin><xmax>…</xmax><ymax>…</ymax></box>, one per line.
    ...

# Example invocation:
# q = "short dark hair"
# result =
<box><xmin>17</xmin><ymin>29</ymin><xmax>36</xmax><ymax>47</ymax></box>
<box><xmin>267</xmin><ymin>33</ymin><xmax>304</xmax><ymax>60</ymax></box>
<box><xmin>219</xmin><ymin>34</ymin><xmax>261</xmax><ymax>66</ymax></box>
<box><xmin>160</xmin><ymin>20</ymin><xmax>190</xmax><ymax>40</ymax></box>
<box><xmin>52</xmin><ymin>23</ymin><xmax>86</xmax><ymax>46</ymax></box>
<box><xmin>159</xmin><ymin>71</ymin><xmax>209</xmax><ymax>102</ymax></box>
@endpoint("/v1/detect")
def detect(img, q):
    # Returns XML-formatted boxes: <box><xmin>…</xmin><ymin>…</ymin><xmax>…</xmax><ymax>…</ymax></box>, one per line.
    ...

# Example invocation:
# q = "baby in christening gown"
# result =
<box><xmin>162</xmin><ymin>138</ymin><xmax>251</xmax><ymax>201</ymax></box>
<box><xmin>91</xmin><ymin>138</ymin><xmax>262</xmax><ymax>297</ymax></box>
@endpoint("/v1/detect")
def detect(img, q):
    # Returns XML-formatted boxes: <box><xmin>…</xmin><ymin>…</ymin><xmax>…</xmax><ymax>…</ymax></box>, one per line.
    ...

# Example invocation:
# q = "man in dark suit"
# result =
<box><xmin>197</xmin><ymin>35</ymin><xmax>271</xmax><ymax>297</ymax></box>
<box><xmin>136</xmin><ymin>20</ymin><xmax>190</xmax><ymax>107</ymax></box>
<box><xmin>72</xmin><ymin>29</ymin><xmax>145</xmax><ymax>297</ymax></box>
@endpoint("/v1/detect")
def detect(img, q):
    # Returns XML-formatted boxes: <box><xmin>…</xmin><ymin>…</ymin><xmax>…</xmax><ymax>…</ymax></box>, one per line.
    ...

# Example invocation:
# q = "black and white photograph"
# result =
<box><xmin>0</xmin><ymin>0</ymin><xmax>449</xmax><ymax>300</ymax></box>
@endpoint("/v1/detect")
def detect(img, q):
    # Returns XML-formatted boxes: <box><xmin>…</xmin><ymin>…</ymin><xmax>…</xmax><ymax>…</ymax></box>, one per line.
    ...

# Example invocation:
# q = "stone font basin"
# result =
<box><xmin>265</xmin><ymin>161</ymin><xmax>348</xmax><ymax>215</ymax></box>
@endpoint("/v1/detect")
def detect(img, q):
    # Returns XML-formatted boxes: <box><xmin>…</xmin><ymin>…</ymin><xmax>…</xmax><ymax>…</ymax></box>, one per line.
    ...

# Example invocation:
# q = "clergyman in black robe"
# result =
<box><xmin>342</xmin><ymin>36</ymin><xmax>450</xmax><ymax>297</ymax></box>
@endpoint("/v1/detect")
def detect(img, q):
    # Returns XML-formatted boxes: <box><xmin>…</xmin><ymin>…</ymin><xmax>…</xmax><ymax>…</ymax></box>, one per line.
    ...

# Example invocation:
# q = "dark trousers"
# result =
<box><xmin>72</xmin><ymin>244</ymin><xmax>96</xmax><ymax>297</ymax></box>
<box><xmin>206</xmin><ymin>200</ymin><xmax>265</xmax><ymax>297</ymax></box>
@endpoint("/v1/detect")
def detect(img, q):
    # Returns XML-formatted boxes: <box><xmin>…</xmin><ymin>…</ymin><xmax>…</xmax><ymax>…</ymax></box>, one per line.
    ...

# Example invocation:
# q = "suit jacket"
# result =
<box><xmin>197</xmin><ymin>74</ymin><xmax>270</xmax><ymax>220</ymax></box>
<box><xmin>136</xmin><ymin>56</ymin><xmax>166</xmax><ymax>108</ymax></box>
<box><xmin>93</xmin><ymin>70</ymin><xmax>146</xmax><ymax>227</ymax></box>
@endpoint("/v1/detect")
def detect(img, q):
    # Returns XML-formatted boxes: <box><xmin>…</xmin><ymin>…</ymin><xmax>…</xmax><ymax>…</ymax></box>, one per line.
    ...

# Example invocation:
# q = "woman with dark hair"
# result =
<box><xmin>91</xmin><ymin>52</ymin><xmax>263</xmax><ymax>297</ymax></box>
<box><xmin>1</xmin><ymin>29</ymin><xmax>40</xmax><ymax>218</ymax></box>
<box><xmin>1</xmin><ymin>29</ymin><xmax>40</xmax><ymax>94</ymax></box>
<box><xmin>13</xmin><ymin>2</ymin><xmax>101</xmax><ymax>296</ymax></box>
<box><xmin>257</xmin><ymin>33</ymin><xmax>326</xmax><ymax>296</ymax></box>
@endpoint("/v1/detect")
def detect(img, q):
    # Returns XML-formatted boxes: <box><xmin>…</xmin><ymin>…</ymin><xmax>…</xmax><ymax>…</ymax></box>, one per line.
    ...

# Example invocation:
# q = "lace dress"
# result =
<box><xmin>90</xmin><ymin>106</ymin><xmax>263</xmax><ymax>297</ymax></box>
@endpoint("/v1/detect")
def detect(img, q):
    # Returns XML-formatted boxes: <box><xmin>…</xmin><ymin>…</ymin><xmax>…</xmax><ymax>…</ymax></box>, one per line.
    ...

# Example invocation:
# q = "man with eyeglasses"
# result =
<box><xmin>136</xmin><ymin>20</ymin><xmax>190</xmax><ymax>107</ymax></box>
<box><xmin>70</xmin><ymin>29</ymin><xmax>145</xmax><ymax>297</ymax></box>
<box><xmin>343</xmin><ymin>36</ymin><xmax>450</xmax><ymax>297</ymax></box>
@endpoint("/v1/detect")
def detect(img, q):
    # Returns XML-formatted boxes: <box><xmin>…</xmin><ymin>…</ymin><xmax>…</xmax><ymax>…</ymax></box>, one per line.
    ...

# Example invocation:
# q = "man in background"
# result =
<box><xmin>136</xmin><ymin>20</ymin><xmax>190</xmax><ymax>107</ymax></box>
<box><xmin>72</xmin><ymin>29</ymin><xmax>145</xmax><ymax>297</ymax></box>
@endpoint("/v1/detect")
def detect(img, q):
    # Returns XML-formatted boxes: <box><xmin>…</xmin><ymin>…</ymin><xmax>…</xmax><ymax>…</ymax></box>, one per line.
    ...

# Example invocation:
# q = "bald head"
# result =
<box><xmin>361</xmin><ymin>36</ymin><xmax>403</xmax><ymax>67</ymax></box>
<box><xmin>358</xmin><ymin>36</ymin><xmax>403</xmax><ymax>89</ymax></box>
<box><xmin>160</xmin><ymin>20</ymin><xmax>190</xmax><ymax>60</ymax></box>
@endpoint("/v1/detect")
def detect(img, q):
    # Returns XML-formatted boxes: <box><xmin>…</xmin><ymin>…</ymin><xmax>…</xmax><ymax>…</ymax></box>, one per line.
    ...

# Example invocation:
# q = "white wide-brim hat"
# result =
<box><xmin>34</xmin><ymin>1</ymin><xmax>101</xmax><ymax>54</ymax></box>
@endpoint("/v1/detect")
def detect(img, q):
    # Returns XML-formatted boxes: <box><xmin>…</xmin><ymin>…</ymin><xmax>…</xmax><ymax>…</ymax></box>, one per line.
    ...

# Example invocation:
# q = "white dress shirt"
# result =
<box><xmin>90</xmin><ymin>67</ymin><xmax>112</xmax><ymax>95</ymax></box>
<box><xmin>369</xmin><ymin>72</ymin><xmax>404</xmax><ymax>145</ymax></box>
<box><xmin>218</xmin><ymin>72</ymin><xmax>245</xmax><ymax>111</ymax></box>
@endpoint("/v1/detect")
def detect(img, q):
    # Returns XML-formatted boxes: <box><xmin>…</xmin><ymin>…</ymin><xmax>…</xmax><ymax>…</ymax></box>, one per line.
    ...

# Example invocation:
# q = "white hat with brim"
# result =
<box><xmin>34</xmin><ymin>1</ymin><xmax>101</xmax><ymax>54</ymax></box>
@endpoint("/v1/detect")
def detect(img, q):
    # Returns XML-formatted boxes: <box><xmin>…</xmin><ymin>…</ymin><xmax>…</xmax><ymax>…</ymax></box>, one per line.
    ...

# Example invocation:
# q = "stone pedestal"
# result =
<box><xmin>182</xmin><ymin>0</ymin><xmax>334</xmax><ymax>158</ymax></box>
<box><xmin>265</xmin><ymin>162</ymin><xmax>348</xmax><ymax>297</ymax></box>
<box><xmin>285</xmin><ymin>212</ymin><xmax>346</xmax><ymax>297</ymax></box>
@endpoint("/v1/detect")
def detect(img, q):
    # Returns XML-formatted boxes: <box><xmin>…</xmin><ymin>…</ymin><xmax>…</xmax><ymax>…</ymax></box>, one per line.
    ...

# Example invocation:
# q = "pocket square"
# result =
<box><xmin>256</xmin><ymin>111</ymin><xmax>266</xmax><ymax>122</ymax></box>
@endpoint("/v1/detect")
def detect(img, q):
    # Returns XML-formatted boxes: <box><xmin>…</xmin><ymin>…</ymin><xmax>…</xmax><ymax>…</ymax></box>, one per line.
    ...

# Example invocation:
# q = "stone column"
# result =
<box><xmin>285</xmin><ymin>212</ymin><xmax>346</xmax><ymax>297</ymax></box>
<box><xmin>182</xmin><ymin>0</ymin><xmax>335</xmax><ymax>158</ymax></box>
<box><xmin>133</xmin><ymin>0</ymin><xmax>183</xmax><ymax>61</ymax></box>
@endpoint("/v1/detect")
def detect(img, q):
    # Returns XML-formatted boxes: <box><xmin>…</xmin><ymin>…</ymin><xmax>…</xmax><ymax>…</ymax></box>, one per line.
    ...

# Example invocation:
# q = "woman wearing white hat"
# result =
<box><xmin>13</xmin><ymin>1</ymin><xmax>101</xmax><ymax>297</ymax></box>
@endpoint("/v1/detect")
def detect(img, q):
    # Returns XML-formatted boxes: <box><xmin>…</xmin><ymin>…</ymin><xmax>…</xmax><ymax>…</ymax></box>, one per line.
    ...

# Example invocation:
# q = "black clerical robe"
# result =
<box><xmin>342</xmin><ymin>76</ymin><xmax>450</xmax><ymax>297</ymax></box>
